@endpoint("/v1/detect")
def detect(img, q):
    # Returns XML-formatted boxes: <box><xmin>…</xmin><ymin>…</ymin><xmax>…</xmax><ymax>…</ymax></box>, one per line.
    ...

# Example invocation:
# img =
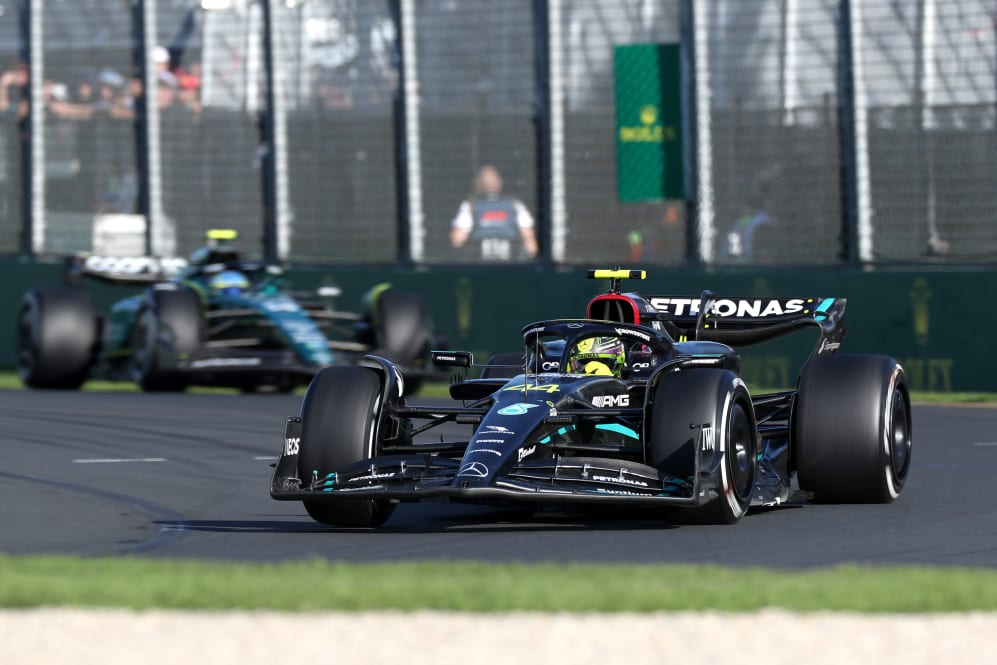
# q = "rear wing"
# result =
<box><xmin>585</xmin><ymin>269</ymin><xmax>846</xmax><ymax>352</ymax></box>
<box><xmin>64</xmin><ymin>254</ymin><xmax>188</xmax><ymax>285</ymax></box>
<box><xmin>648</xmin><ymin>293</ymin><xmax>846</xmax><ymax>349</ymax></box>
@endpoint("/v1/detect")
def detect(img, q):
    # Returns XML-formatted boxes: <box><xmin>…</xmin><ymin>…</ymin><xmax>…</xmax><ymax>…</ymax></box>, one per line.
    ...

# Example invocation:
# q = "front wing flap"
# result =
<box><xmin>175</xmin><ymin>348</ymin><xmax>317</xmax><ymax>376</ymax></box>
<box><xmin>271</xmin><ymin>418</ymin><xmax>721</xmax><ymax>507</ymax></box>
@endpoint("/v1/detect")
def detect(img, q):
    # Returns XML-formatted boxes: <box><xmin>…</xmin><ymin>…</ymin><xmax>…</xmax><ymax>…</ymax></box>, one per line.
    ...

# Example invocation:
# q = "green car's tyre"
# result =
<box><xmin>374</xmin><ymin>290</ymin><xmax>431</xmax><ymax>394</ymax></box>
<box><xmin>16</xmin><ymin>288</ymin><xmax>99</xmax><ymax>390</ymax></box>
<box><xmin>131</xmin><ymin>288</ymin><xmax>204</xmax><ymax>392</ymax></box>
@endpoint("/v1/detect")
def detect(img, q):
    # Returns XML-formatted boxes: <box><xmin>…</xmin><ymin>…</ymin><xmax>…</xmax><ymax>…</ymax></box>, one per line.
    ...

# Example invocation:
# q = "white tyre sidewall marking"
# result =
<box><xmin>721</xmin><ymin>378</ymin><xmax>749</xmax><ymax>518</ymax></box>
<box><xmin>882</xmin><ymin>365</ymin><xmax>905</xmax><ymax>500</ymax></box>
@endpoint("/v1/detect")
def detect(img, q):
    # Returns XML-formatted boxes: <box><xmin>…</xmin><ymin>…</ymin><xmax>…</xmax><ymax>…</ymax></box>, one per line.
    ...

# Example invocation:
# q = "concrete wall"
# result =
<box><xmin>3</xmin><ymin>257</ymin><xmax>992</xmax><ymax>392</ymax></box>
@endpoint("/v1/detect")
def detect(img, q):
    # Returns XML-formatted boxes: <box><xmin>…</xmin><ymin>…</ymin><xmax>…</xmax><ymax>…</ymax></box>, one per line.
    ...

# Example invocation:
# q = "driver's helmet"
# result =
<box><xmin>568</xmin><ymin>336</ymin><xmax>626</xmax><ymax>377</ymax></box>
<box><xmin>209</xmin><ymin>270</ymin><xmax>250</xmax><ymax>295</ymax></box>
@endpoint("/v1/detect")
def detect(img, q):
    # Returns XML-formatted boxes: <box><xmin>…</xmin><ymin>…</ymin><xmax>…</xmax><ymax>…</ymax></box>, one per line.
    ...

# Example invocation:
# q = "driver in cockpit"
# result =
<box><xmin>568</xmin><ymin>336</ymin><xmax>626</xmax><ymax>377</ymax></box>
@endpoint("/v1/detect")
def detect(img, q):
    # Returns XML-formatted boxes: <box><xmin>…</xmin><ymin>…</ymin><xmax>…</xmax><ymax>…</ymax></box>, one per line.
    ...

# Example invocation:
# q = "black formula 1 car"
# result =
<box><xmin>271</xmin><ymin>269</ymin><xmax>912</xmax><ymax>527</ymax></box>
<box><xmin>16</xmin><ymin>230</ymin><xmax>441</xmax><ymax>393</ymax></box>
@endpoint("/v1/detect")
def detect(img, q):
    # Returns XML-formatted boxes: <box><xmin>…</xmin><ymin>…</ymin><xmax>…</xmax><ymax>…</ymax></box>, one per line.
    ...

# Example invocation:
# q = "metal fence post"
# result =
<box><xmin>17</xmin><ymin>0</ymin><xmax>34</xmax><ymax>257</ymax></box>
<box><xmin>392</xmin><ymin>0</ymin><xmax>423</xmax><ymax>266</ymax></box>
<box><xmin>836</xmin><ymin>0</ymin><xmax>860</xmax><ymax>264</ymax></box>
<box><xmin>133</xmin><ymin>0</ymin><xmax>165</xmax><ymax>257</ymax></box>
<box><xmin>680</xmin><ymin>0</ymin><xmax>702</xmax><ymax>267</ymax></box>
<box><xmin>545</xmin><ymin>0</ymin><xmax>566</xmax><ymax>264</ymax></box>
<box><xmin>388</xmin><ymin>0</ymin><xmax>410</xmax><ymax>266</ymax></box>
<box><xmin>22</xmin><ymin>0</ymin><xmax>45</xmax><ymax>257</ymax></box>
<box><xmin>533</xmin><ymin>0</ymin><xmax>552</xmax><ymax>266</ymax></box>
<box><xmin>131</xmin><ymin>0</ymin><xmax>150</xmax><ymax>255</ymax></box>
<box><xmin>260</xmin><ymin>0</ymin><xmax>278</xmax><ymax>264</ymax></box>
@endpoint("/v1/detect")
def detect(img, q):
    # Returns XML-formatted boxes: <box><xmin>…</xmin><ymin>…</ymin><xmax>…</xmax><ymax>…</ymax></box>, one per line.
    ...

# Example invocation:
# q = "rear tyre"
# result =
<box><xmin>130</xmin><ymin>288</ymin><xmax>203</xmax><ymax>392</ymax></box>
<box><xmin>16</xmin><ymin>288</ymin><xmax>98</xmax><ymax>389</ymax></box>
<box><xmin>480</xmin><ymin>352</ymin><xmax>525</xmax><ymax>379</ymax></box>
<box><xmin>649</xmin><ymin>369</ymin><xmax>755</xmax><ymax>525</ymax></box>
<box><xmin>372</xmin><ymin>290</ymin><xmax>431</xmax><ymax>395</ymax></box>
<box><xmin>374</xmin><ymin>290</ymin><xmax>430</xmax><ymax>363</ymax></box>
<box><xmin>299</xmin><ymin>365</ymin><xmax>396</xmax><ymax>527</ymax></box>
<box><xmin>793</xmin><ymin>354</ymin><xmax>911</xmax><ymax>503</ymax></box>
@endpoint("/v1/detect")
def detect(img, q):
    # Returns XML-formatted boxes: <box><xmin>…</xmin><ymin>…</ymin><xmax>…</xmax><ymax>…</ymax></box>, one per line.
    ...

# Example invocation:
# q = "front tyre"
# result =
<box><xmin>649</xmin><ymin>369</ymin><xmax>756</xmax><ymax>525</ymax></box>
<box><xmin>130</xmin><ymin>288</ymin><xmax>203</xmax><ymax>392</ymax></box>
<box><xmin>793</xmin><ymin>354</ymin><xmax>912</xmax><ymax>503</ymax></box>
<box><xmin>299</xmin><ymin>366</ymin><xmax>396</xmax><ymax>527</ymax></box>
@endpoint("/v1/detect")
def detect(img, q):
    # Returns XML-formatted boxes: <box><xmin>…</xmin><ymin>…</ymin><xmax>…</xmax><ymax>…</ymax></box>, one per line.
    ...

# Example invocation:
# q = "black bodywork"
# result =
<box><xmin>271</xmin><ymin>270</ymin><xmax>908</xmax><ymax>526</ymax></box>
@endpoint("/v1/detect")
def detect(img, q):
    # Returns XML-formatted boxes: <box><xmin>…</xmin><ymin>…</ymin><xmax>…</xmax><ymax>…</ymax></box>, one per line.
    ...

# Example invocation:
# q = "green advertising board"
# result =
<box><xmin>1</xmin><ymin>257</ymin><xmax>993</xmax><ymax>393</ymax></box>
<box><xmin>614</xmin><ymin>43</ymin><xmax>684</xmax><ymax>203</ymax></box>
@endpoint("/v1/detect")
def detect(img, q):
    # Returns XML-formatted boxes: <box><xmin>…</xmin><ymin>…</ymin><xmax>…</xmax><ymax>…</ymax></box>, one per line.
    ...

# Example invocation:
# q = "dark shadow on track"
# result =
<box><xmin>158</xmin><ymin>502</ymin><xmax>816</xmax><ymax>536</ymax></box>
<box><xmin>156</xmin><ymin>507</ymin><xmax>688</xmax><ymax>535</ymax></box>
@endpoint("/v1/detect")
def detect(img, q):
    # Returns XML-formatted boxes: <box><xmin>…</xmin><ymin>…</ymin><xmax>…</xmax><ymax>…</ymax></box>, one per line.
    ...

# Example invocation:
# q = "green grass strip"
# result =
<box><xmin>2</xmin><ymin>556</ymin><xmax>996</xmax><ymax>612</ymax></box>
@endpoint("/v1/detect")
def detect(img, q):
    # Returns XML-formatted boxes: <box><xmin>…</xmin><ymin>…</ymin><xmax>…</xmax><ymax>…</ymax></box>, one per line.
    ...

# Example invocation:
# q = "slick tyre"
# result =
<box><xmin>793</xmin><ymin>354</ymin><xmax>912</xmax><ymax>503</ymax></box>
<box><xmin>480</xmin><ymin>352</ymin><xmax>525</xmax><ymax>379</ymax></box>
<box><xmin>131</xmin><ymin>288</ymin><xmax>203</xmax><ymax>392</ymax></box>
<box><xmin>649</xmin><ymin>369</ymin><xmax>756</xmax><ymax>525</ymax></box>
<box><xmin>373</xmin><ymin>290</ymin><xmax>431</xmax><ymax>395</ymax></box>
<box><xmin>299</xmin><ymin>366</ymin><xmax>395</xmax><ymax>528</ymax></box>
<box><xmin>374</xmin><ymin>290</ymin><xmax>430</xmax><ymax>364</ymax></box>
<box><xmin>16</xmin><ymin>288</ymin><xmax>98</xmax><ymax>389</ymax></box>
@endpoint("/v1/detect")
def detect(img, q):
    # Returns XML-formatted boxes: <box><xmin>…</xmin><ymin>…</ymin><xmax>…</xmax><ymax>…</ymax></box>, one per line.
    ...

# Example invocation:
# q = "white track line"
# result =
<box><xmin>73</xmin><ymin>458</ymin><xmax>167</xmax><ymax>464</ymax></box>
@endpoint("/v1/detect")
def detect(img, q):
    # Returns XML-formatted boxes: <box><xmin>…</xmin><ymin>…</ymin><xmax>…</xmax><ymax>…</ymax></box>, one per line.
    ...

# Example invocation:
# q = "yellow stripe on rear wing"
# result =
<box><xmin>206</xmin><ymin>229</ymin><xmax>239</xmax><ymax>241</ymax></box>
<box><xmin>586</xmin><ymin>269</ymin><xmax>646</xmax><ymax>280</ymax></box>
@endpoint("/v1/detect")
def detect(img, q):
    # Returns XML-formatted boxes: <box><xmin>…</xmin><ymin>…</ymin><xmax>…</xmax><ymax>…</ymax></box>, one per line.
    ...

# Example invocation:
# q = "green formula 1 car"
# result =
<box><xmin>16</xmin><ymin>230</ymin><xmax>442</xmax><ymax>393</ymax></box>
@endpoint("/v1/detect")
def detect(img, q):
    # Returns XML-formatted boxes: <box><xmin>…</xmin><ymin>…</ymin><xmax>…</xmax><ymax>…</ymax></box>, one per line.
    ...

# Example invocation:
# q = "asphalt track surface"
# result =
<box><xmin>2</xmin><ymin>388</ymin><xmax>996</xmax><ymax>567</ymax></box>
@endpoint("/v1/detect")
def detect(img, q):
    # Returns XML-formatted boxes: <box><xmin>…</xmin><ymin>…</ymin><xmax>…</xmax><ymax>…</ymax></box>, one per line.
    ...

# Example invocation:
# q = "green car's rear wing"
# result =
<box><xmin>63</xmin><ymin>254</ymin><xmax>189</xmax><ymax>285</ymax></box>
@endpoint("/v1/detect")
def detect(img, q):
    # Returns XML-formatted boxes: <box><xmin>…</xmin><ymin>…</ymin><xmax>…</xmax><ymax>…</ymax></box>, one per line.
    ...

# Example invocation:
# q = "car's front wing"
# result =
<box><xmin>271</xmin><ymin>422</ymin><xmax>720</xmax><ymax>508</ymax></box>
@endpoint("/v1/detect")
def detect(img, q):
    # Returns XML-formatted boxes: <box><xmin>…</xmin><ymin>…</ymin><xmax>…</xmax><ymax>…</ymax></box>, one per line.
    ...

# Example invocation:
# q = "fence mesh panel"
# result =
<box><xmin>6</xmin><ymin>1</ymin><xmax>997</xmax><ymax>266</ymax></box>
<box><xmin>272</xmin><ymin>0</ymin><xmax>399</xmax><ymax>264</ymax></box>
<box><xmin>555</xmin><ymin>1</ymin><xmax>686</xmax><ymax>267</ymax></box>
<box><xmin>857</xmin><ymin>0</ymin><xmax>997</xmax><ymax>262</ymax></box>
<box><xmin>40</xmin><ymin>0</ymin><xmax>135</xmax><ymax>255</ymax></box>
<box><xmin>416</xmin><ymin>0</ymin><xmax>539</xmax><ymax>264</ymax></box>
<box><xmin>703</xmin><ymin>0</ymin><xmax>842</xmax><ymax>266</ymax></box>
<box><xmin>152</xmin><ymin>2</ymin><xmax>263</xmax><ymax>259</ymax></box>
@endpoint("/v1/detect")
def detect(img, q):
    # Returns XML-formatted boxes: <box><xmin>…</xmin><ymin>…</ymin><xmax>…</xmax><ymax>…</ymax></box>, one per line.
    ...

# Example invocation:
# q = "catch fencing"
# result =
<box><xmin>1</xmin><ymin>0</ymin><xmax>994</xmax><ymax>266</ymax></box>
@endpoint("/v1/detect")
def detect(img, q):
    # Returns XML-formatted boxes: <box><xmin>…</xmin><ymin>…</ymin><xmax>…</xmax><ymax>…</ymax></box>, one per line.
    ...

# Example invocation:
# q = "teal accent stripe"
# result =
<box><xmin>595</xmin><ymin>423</ymin><xmax>640</xmax><ymax>439</ymax></box>
<box><xmin>543</xmin><ymin>423</ymin><xmax>636</xmax><ymax>442</ymax></box>
<box><xmin>815</xmin><ymin>298</ymin><xmax>835</xmax><ymax>320</ymax></box>
<box><xmin>541</xmin><ymin>425</ymin><xmax>576</xmax><ymax>445</ymax></box>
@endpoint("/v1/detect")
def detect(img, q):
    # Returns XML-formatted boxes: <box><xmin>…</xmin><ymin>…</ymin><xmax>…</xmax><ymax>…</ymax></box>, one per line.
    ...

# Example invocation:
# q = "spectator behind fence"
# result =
<box><xmin>43</xmin><ymin>78</ymin><xmax>94</xmax><ymax>120</ymax></box>
<box><xmin>722</xmin><ymin>202</ymin><xmax>774</xmax><ymax>263</ymax></box>
<box><xmin>95</xmin><ymin>68</ymin><xmax>131</xmax><ymax>119</ymax></box>
<box><xmin>0</xmin><ymin>60</ymin><xmax>28</xmax><ymax>119</ymax></box>
<box><xmin>450</xmin><ymin>164</ymin><xmax>538</xmax><ymax>262</ymax></box>
<box><xmin>627</xmin><ymin>201</ymin><xmax>684</xmax><ymax>264</ymax></box>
